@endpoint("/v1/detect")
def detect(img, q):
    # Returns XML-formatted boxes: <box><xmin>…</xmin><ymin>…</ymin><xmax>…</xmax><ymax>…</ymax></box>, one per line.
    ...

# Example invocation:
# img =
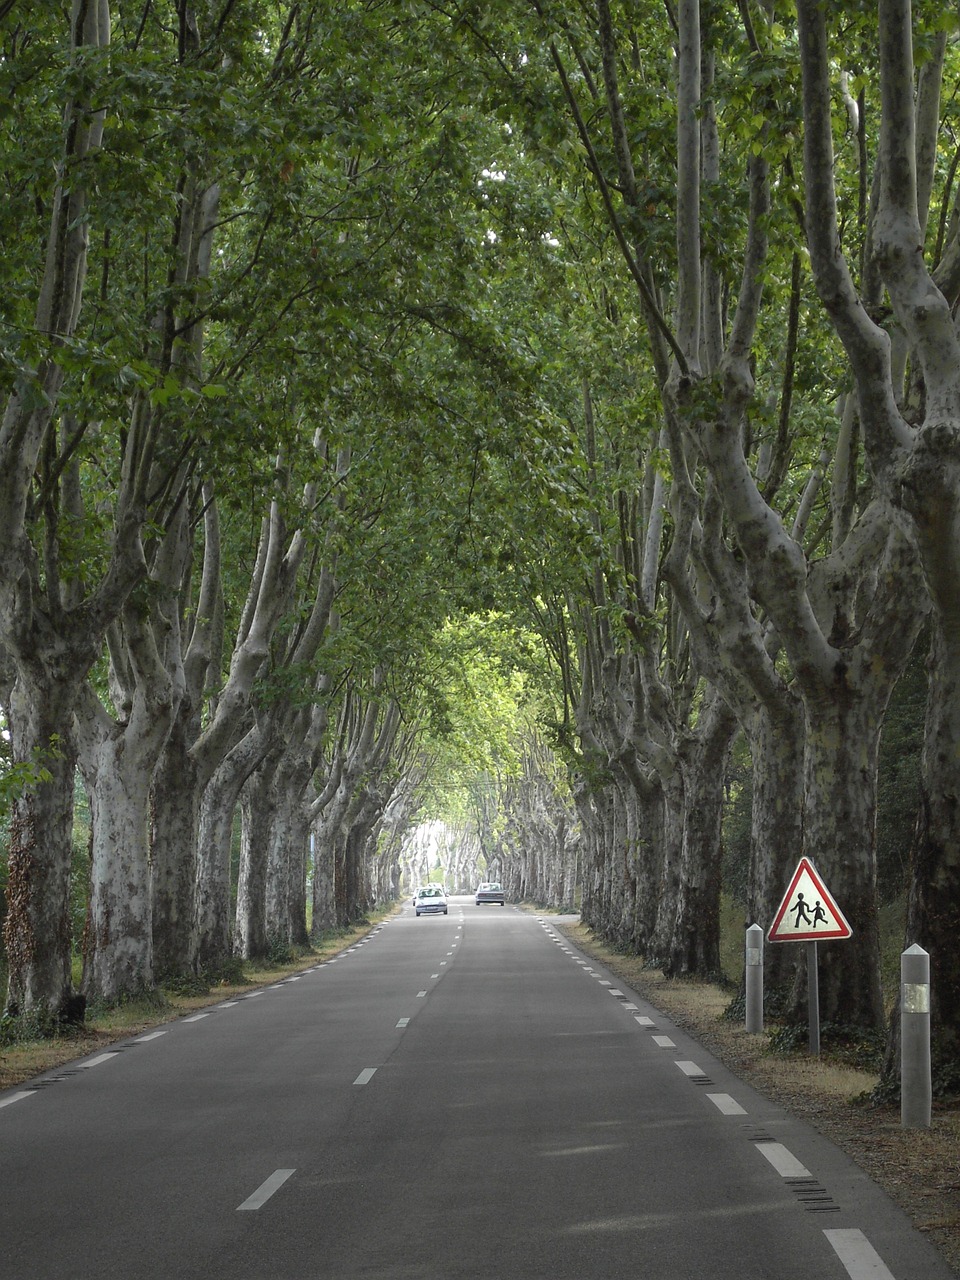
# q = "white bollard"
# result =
<box><xmin>901</xmin><ymin>943</ymin><xmax>931</xmax><ymax>1130</ymax></box>
<box><xmin>745</xmin><ymin>924</ymin><xmax>764</xmax><ymax>1033</ymax></box>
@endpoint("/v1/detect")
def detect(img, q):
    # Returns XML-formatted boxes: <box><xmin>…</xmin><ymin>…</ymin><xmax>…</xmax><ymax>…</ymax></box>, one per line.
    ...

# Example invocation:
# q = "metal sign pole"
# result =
<box><xmin>807</xmin><ymin>940</ymin><xmax>820</xmax><ymax>1055</ymax></box>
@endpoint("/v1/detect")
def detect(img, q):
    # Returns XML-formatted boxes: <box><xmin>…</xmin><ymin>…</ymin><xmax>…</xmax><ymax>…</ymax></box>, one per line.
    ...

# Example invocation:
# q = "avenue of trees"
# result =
<box><xmin>2</xmin><ymin>1</ymin><xmax>960</xmax><ymax>1094</ymax></box>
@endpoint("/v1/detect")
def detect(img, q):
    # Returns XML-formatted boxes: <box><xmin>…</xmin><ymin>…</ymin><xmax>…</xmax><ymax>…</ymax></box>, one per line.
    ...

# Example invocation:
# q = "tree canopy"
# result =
<box><xmin>2</xmin><ymin>0</ymin><xmax>960</xmax><ymax>1092</ymax></box>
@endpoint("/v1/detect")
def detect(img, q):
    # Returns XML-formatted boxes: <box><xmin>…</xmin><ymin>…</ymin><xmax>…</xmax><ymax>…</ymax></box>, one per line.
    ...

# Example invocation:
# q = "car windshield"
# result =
<box><xmin>420</xmin><ymin>887</ymin><xmax>443</xmax><ymax>898</ymax></box>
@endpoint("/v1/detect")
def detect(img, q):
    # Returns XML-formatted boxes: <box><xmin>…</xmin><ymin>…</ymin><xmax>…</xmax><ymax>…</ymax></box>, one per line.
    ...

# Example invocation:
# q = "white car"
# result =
<box><xmin>414</xmin><ymin>885</ymin><xmax>448</xmax><ymax>916</ymax></box>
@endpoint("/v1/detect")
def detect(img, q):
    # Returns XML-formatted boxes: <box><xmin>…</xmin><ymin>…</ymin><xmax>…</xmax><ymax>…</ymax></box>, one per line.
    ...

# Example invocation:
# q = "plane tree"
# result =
<box><xmin>0</xmin><ymin>1</ymin><xmax>244</xmax><ymax>1019</ymax></box>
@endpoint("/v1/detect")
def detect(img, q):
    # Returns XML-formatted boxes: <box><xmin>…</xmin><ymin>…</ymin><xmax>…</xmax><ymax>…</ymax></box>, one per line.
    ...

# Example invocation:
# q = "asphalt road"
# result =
<box><xmin>0</xmin><ymin>899</ymin><xmax>953</xmax><ymax>1280</ymax></box>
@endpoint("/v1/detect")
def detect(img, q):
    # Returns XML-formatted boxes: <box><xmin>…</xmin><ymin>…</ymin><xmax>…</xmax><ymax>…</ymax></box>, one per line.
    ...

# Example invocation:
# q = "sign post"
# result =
<box><xmin>768</xmin><ymin>857</ymin><xmax>852</xmax><ymax>1056</ymax></box>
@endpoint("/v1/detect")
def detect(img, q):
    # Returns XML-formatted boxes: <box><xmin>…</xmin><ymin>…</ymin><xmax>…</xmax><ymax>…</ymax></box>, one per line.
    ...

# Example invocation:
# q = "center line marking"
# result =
<box><xmin>756</xmin><ymin>1142</ymin><xmax>812</xmax><ymax>1178</ymax></box>
<box><xmin>824</xmin><ymin>1229</ymin><xmax>896</xmax><ymax>1280</ymax></box>
<box><xmin>237</xmin><ymin>1169</ymin><xmax>295</xmax><ymax>1211</ymax></box>
<box><xmin>354</xmin><ymin>1068</ymin><xmax>378</xmax><ymax>1085</ymax></box>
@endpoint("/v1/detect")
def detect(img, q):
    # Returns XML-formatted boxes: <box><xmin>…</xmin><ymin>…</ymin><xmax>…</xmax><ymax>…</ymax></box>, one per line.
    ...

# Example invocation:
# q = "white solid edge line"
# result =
<box><xmin>706</xmin><ymin>1093</ymin><xmax>747</xmax><ymax>1116</ymax></box>
<box><xmin>236</xmin><ymin>1169</ymin><xmax>296</xmax><ymax>1211</ymax></box>
<box><xmin>756</xmin><ymin>1142</ymin><xmax>812</xmax><ymax>1178</ymax></box>
<box><xmin>354</xmin><ymin>1068</ymin><xmax>378</xmax><ymax>1085</ymax></box>
<box><xmin>824</xmin><ymin>1229</ymin><xmax>896</xmax><ymax>1280</ymax></box>
<box><xmin>0</xmin><ymin>1092</ymin><xmax>34</xmax><ymax>1109</ymax></box>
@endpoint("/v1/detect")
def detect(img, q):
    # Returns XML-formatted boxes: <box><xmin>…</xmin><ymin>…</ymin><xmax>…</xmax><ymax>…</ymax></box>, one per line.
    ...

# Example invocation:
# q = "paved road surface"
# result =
<box><xmin>0</xmin><ymin>899</ymin><xmax>952</xmax><ymax>1279</ymax></box>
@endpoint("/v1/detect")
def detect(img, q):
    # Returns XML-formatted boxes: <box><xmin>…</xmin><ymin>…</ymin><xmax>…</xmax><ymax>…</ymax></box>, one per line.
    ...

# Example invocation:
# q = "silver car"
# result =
<box><xmin>414</xmin><ymin>885</ymin><xmax>448</xmax><ymax>916</ymax></box>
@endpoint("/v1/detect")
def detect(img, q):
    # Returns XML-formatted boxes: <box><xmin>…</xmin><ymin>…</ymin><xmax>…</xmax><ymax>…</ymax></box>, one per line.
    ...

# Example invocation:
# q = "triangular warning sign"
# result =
<box><xmin>767</xmin><ymin>857</ymin><xmax>853</xmax><ymax>942</ymax></box>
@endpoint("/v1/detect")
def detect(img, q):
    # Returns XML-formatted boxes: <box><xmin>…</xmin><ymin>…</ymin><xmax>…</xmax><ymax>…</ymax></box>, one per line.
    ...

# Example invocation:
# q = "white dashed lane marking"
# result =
<box><xmin>675</xmin><ymin>1060</ymin><xmax>706</xmax><ymax>1078</ymax></box>
<box><xmin>183</xmin><ymin>1014</ymin><xmax>209</xmax><ymax>1023</ymax></box>
<box><xmin>237</xmin><ymin>1169</ymin><xmax>295</xmax><ymax>1211</ymax></box>
<box><xmin>824</xmin><ymin>1229</ymin><xmax>896</xmax><ymax>1280</ymax></box>
<box><xmin>0</xmin><ymin>1092</ymin><xmax>33</xmax><ymax>1109</ymax></box>
<box><xmin>552</xmin><ymin>935</ymin><xmax>900</xmax><ymax>1280</ymax></box>
<box><xmin>136</xmin><ymin>1030</ymin><xmax>167</xmax><ymax>1042</ymax></box>
<box><xmin>396</xmin><ymin>1018</ymin><xmax>410</xmax><ymax>1028</ymax></box>
<box><xmin>354</xmin><ymin>1068</ymin><xmax>377</xmax><ymax>1086</ymax></box>
<box><xmin>707</xmin><ymin>1093</ymin><xmax>747</xmax><ymax>1116</ymax></box>
<box><xmin>82</xmin><ymin>1053</ymin><xmax>120</xmax><ymax>1069</ymax></box>
<box><xmin>756</xmin><ymin>1142</ymin><xmax>812</xmax><ymax>1178</ymax></box>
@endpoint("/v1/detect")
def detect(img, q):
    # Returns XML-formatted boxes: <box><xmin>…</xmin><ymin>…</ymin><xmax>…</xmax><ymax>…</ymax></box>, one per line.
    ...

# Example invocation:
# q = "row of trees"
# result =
<box><xmin>424</xmin><ymin>0</ymin><xmax>960</xmax><ymax>1083</ymax></box>
<box><xmin>2</xmin><ymin>2</ymin><xmax>959</xmax><ymax>1091</ymax></box>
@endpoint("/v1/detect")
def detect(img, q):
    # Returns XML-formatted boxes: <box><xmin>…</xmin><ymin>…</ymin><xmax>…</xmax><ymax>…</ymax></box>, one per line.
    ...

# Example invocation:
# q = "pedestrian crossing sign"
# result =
<box><xmin>767</xmin><ymin>857</ymin><xmax>853</xmax><ymax>942</ymax></box>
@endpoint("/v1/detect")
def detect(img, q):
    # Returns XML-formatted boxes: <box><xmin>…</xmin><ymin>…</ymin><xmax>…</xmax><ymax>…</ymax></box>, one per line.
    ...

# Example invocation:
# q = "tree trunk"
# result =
<box><xmin>195</xmin><ymin>726</ymin><xmax>268</xmax><ymax>971</ymax></box>
<box><xmin>3</xmin><ymin>672</ymin><xmax>81</xmax><ymax>1018</ymax></box>
<box><xmin>235</xmin><ymin>755</ymin><xmax>281</xmax><ymax>959</ymax></box>
<box><xmin>80</xmin><ymin>742</ymin><xmax>155</xmax><ymax>1003</ymax></box>
<box><xmin>890</xmin><ymin>623</ymin><xmax>960</xmax><ymax>1082</ymax></box>
<box><xmin>745</xmin><ymin>699</ymin><xmax>806</xmax><ymax>1003</ymax></box>
<box><xmin>150</xmin><ymin>719</ymin><xmax>201</xmax><ymax>977</ymax></box>
<box><xmin>665</xmin><ymin>695</ymin><xmax>738</xmax><ymax>979</ymax></box>
<box><xmin>795</xmin><ymin>684</ymin><xmax>885</xmax><ymax>1028</ymax></box>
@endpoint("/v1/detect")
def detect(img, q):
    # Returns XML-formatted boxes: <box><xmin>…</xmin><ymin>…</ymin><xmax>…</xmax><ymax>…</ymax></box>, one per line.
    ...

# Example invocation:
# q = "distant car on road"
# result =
<box><xmin>475</xmin><ymin>881</ymin><xmax>505</xmax><ymax>906</ymax></box>
<box><xmin>414</xmin><ymin>885</ymin><xmax>448</xmax><ymax>916</ymax></box>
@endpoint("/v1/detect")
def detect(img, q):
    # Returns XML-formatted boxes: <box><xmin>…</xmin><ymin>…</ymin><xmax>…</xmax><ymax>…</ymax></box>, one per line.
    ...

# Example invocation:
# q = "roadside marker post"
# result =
<box><xmin>745</xmin><ymin>923</ymin><xmax>764</xmax><ymax>1033</ymax></box>
<box><xmin>768</xmin><ymin>857</ymin><xmax>852</xmax><ymax>1056</ymax></box>
<box><xmin>901</xmin><ymin>944</ymin><xmax>931</xmax><ymax>1130</ymax></box>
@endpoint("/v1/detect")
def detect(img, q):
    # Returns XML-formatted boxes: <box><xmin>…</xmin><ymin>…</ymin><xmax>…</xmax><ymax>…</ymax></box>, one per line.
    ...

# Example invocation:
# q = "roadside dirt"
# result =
<box><xmin>560</xmin><ymin>920</ymin><xmax>960</xmax><ymax>1277</ymax></box>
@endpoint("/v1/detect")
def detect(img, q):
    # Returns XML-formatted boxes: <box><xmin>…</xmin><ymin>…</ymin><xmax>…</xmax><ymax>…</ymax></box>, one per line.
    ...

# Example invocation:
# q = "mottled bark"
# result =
<box><xmin>3</xmin><ymin>672</ymin><xmax>81</xmax><ymax>1017</ymax></box>
<box><xmin>665</xmin><ymin>694</ymin><xmax>738</xmax><ymax>979</ymax></box>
